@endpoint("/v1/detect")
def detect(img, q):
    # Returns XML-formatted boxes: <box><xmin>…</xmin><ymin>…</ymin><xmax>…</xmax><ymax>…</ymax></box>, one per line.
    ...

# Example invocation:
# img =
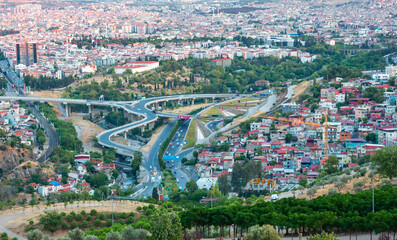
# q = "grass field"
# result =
<box><xmin>182</xmin><ymin>120</ymin><xmax>196</xmax><ymax>150</ymax></box>
<box><xmin>202</xmin><ymin>107</ymin><xmax>223</xmax><ymax>117</ymax></box>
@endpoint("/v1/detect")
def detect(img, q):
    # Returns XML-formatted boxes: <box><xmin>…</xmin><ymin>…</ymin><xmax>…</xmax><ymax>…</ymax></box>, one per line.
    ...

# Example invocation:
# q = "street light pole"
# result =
<box><xmin>211</xmin><ymin>185</ymin><xmax>213</xmax><ymax>209</ymax></box>
<box><xmin>111</xmin><ymin>190</ymin><xmax>114</xmax><ymax>226</ymax></box>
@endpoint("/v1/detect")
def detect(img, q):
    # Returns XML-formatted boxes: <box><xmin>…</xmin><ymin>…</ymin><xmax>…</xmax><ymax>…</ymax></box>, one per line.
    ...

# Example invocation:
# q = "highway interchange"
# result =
<box><xmin>0</xmin><ymin>59</ymin><xmax>292</xmax><ymax>199</ymax></box>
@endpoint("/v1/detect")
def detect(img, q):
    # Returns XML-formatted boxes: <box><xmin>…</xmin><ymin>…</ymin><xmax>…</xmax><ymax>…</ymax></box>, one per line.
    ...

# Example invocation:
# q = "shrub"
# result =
<box><xmin>86</xmin><ymin>215</ymin><xmax>92</xmax><ymax>221</ymax></box>
<box><xmin>70</xmin><ymin>211</ymin><xmax>76</xmax><ymax>217</ymax></box>
<box><xmin>127</xmin><ymin>216</ymin><xmax>134</xmax><ymax>224</ymax></box>
<box><xmin>90</xmin><ymin>209</ymin><xmax>97</xmax><ymax>216</ymax></box>
<box><xmin>353</xmin><ymin>182</ymin><xmax>364</xmax><ymax>188</ymax></box>
<box><xmin>129</xmin><ymin>212</ymin><xmax>135</xmax><ymax>217</ymax></box>
<box><xmin>118</xmin><ymin>219</ymin><xmax>125</xmax><ymax>225</ymax></box>
<box><xmin>29</xmin><ymin>220</ymin><xmax>34</xmax><ymax>225</ymax></box>
<box><xmin>81</xmin><ymin>220</ymin><xmax>89</xmax><ymax>228</ymax></box>
<box><xmin>105</xmin><ymin>219</ymin><xmax>112</xmax><ymax>227</ymax></box>
<box><xmin>25</xmin><ymin>226</ymin><xmax>35</xmax><ymax>232</ymax></box>
<box><xmin>94</xmin><ymin>219</ymin><xmax>101</xmax><ymax>227</ymax></box>
<box><xmin>148</xmin><ymin>204</ymin><xmax>155</xmax><ymax>209</ymax></box>
<box><xmin>61</xmin><ymin>221</ymin><xmax>68</xmax><ymax>230</ymax></box>
<box><xmin>60</xmin><ymin>212</ymin><xmax>66</xmax><ymax>217</ymax></box>
<box><xmin>328</xmin><ymin>188</ymin><xmax>338</xmax><ymax>196</ymax></box>
<box><xmin>354</xmin><ymin>186</ymin><xmax>363</xmax><ymax>193</ymax></box>
<box><xmin>136</xmin><ymin>206</ymin><xmax>142</xmax><ymax>211</ymax></box>
<box><xmin>70</xmin><ymin>221</ymin><xmax>78</xmax><ymax>229</ymax></box>
<box><xmin>75</xmin><ymin>214</ymin><xmax>83</xmax><ymax>221</ymax></box>
<box><xmin>66</xmin><ymin>214</ymin><xmax>73</xmax><ymax>222</ymax></box>
<box><xmin>98</xmin><ymin>213</ymin><xmax>105</xmax><ymax>220</ymax></box>
<box><xmin>380</xmin><ymin>179</ymin><xmax>392</xmax><ymax>187</ymax></box>
<box><xmin>119</xmin><ymin>212</ymin><xmax>127</xmax><ymax>219</ymax></box>
<box><xmin>80</xmin><ymin>210</ymin><xmax>86</xmax><ymax>216</ymax></box>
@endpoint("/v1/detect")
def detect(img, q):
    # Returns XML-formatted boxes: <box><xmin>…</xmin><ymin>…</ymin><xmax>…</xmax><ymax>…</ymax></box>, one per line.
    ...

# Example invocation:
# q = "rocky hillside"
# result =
<box><xmin>0</xmin><ymin>145</ymin><xmax>37</xmax><ymax>180</ymax></box>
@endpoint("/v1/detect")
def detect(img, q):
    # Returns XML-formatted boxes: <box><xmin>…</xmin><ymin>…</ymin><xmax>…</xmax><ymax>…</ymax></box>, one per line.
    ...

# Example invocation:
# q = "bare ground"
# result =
<box><xmin>31</xmin><ymin>90</ymin><xmax>64</xmax><ymax>116</ymax></box>
<box><xmin>162</xmin><ymin>103</ymin><xmax>212</xmax><ymax>115</ymax></box>
<box><xmin>140</xmin><ymin>123</ymin><xmax>167</xmax><ymax>152</ymax></box>
<box><xmin>291</xmin><ymin>81</ymin><xmax>310</xmax><ymax>102</ymax></box>
<box><xmin>297</xmin><ymin>173</ymin><xmax>385</xmax><ymax>199</ymax></box>
<box><xmin>69</xmin><ymin>114</ymin><xmax>105</xmax><ymax>152</ymax></box>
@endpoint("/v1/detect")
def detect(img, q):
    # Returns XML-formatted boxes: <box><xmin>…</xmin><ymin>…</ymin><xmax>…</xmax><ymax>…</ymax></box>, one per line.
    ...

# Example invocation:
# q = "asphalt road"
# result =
<box><xmin>206</xmin><ymin>119</ymin><xmax>224</xmax><ymax>132</ymax></box>
<box><xmin>163</xmin><ymin>119</ymin><xmax>191</xmax><ymax>189</ymax></box>
<box><xmin>0</xmin><ymin>60</ymin><xmax>59</xmax><ymax>162</ymax></box>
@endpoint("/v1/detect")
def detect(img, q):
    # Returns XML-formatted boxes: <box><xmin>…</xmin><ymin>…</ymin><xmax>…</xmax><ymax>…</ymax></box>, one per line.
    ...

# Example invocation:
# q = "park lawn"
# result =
<box><xmin>182</xmin><ymin>120</ymin><xmax>196</xmax><ymax>150</ymax></box>
<box><xmin>203</xmin><ymin>107</ymin><xmax>223</xmax><ymax>117</ymax></box>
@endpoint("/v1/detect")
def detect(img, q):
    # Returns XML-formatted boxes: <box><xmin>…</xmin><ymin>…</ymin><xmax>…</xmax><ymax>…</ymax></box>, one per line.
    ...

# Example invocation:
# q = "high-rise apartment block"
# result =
<box><xmin>16</xmin><ymin>42</ymin><xmax>37</xmax><ymax>66</ymax></box>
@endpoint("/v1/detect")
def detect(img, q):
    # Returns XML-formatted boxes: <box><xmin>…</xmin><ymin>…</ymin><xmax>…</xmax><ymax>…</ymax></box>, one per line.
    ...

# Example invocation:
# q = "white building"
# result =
<box><xmin>386</xmin><ymin>65</ymin><xmax>397</xmax><ymax>77</ymax></box>
<box><xmin>114</xmin><ymin>61</ymin><xmax>159</xmax><ymax>75</ymax></box>
<box><xmin>372</xmin><ymin>73</ymin><xmax>389</xmax><ymax>82</ymax></box>
<box><xmin>196</xmin><ymin>177</ymin><xmax>218</xmax><ymax>190</ymax></box>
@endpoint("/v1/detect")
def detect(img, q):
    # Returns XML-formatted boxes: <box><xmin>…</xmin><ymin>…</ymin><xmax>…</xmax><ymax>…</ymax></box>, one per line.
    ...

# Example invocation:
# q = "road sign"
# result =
<box><xmin>164</xmin><ymin>155</ymin><xmax>181</xmax><ymax>160</ymax></box>
<box><xmin>183</xmin><ymin>141</ymin><xmax>187</xmax><ymax>145</ymax></box>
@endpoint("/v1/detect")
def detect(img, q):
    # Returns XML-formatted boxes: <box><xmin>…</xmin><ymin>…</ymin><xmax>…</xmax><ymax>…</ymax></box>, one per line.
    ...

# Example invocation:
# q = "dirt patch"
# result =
<box><xmin>140</xmin><ymin>123</ymin><xmax>167</xmax><ymax>152</ymax></box>
<box><xmin>31</xmin><ymin>90</ymin><xmax>64</xmax><ymax>116</ymax></box>
<box><xmin>68</xmin><ymin>114</ymin><xmax>104</xmax><ymax>152</ymax></box>
<box><xmin>291</xmin><ymin>81</ymin><xmax>310</xmax><ymax>101</ymax></box>
<box><xmin>3</xmin><ymin>200</ymin><xmax>151</xmax><ymax>238</ymax></box>
<box><xmin>297</xmin><ymin>173</ymin><xmax>385</xmax><ymax>200</ymax></box>
<box><xmin>162</xmin><ymin>103</ymin><xmax>212</xmax><ymax>115</ymax></box>
<box><xmin>110</xmin><ymin>135</ymin><xmax>129</xmax><ymax>146</ymax></box>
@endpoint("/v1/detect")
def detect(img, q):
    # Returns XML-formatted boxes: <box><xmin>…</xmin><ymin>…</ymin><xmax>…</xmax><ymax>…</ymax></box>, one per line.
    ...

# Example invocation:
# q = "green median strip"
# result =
<box><xmin>182</xmin><ymin>119</ymin><xmax>196</xmax><ymax>150</ymax></box>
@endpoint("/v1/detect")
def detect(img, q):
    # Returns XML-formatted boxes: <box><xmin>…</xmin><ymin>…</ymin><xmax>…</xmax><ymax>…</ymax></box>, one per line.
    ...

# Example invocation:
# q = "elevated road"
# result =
<box><xmin>1</xmin><ymin>93</ymin><xmax>242</xmax><ymax>197</ymax></box>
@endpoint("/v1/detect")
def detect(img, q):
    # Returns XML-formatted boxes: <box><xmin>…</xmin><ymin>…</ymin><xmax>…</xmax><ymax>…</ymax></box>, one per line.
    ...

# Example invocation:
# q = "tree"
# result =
<box><xmin>149</xmin><ymin>209</ymin><xmax>183</xmax><ymax>240</ymax></box>
<box><xmin>299</xmin><ymin>179</ymin><xmax>308</xmax><ymax>188</ymax></box>
<box><xmin>68</xmin><ymin>228</ymin><xmax>84</xmax><ymax>240</ymax></box>
<box><xmin>152</xmin><ymin>187</ymin><xmax>159</xmax><ymax>200</ymax></box>
<box><xmin>27</xmin><ymin>230</ymin><xmax>43</xmax><ymax>240</ymax></box>
<box><xmin>324</xmin><ymin>155</ymin><xmax>339</xmax><ymax>175</ymax></box>
<box><xmin>105</xmin><ymin>231</ymin><xmax>121</xmax><ymax>240</ymax></box>
<box><xmin>307</xmin><ymin>187</ymin><xmax>317</xmax><ymax>199</ymax></box>
<box><xmin>131</xmin><ymin>151</ymin><xmax>143</xmax><ymax>177</ymax></box>
<box><xmin>186</xmin><ymin>180</ymin><xmax>198</xmax><ymax>193</ymax></box>
<box><xmin>39</xmin><ymin>211</ymin><xmax>62</xmax><ymax>233</ymax></box>
<box><xmin>307</xmin><ymin>232</ymin><xmax>339</xmax><ymax>240</ymax></box>
<box><xmin>285</xmin><ymin>133</ymin><xmax>293</xmax><ymax>143</ymax></box>
<box><xmin>365</xmin><ymin>133</ymin><xmax>377</xmax><ymax>143</ymax></box>
<box><xmin>371</xmin><ymin>146</ymin><xmax>397</xmax><ymax>179</ymax></box>
<box><xmin>231</xmin><ymin>163</ymin><xmax>243</xmax><ymax>190</ymax></box>
<box><xmin>121</xmin><ymin>226</ymin><xmax>147</xmax><ymax>240</ymax></box>
<box><xmin>328</xmin><ymin>188</ymin><xmax>338</xmax><ymax>196</ymax></box>
<box><xmin>218</xmin><ymin>174</ymin><xmax>231</xmax><ymax>195</ymax></box>
<box><xmin>111</xmin><ymin>169</ymin><xmax>119</xmax><ymax>180</ymax></box>
<box><xmin>245</xmin><ymin>224</ymin><xmax>281</xmax><ymax>240</ymax></box>
<box><xmin>84</xmin><ymin>236</ymin><xmax>99</xmax><ymax>240</ymax></box>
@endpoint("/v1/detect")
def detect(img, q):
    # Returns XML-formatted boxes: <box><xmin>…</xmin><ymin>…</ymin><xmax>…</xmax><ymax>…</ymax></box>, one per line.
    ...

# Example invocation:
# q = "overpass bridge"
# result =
<box><xmin>0</xmin><ymin>93</ymin><xmax>242</xmax><ymax>151</ymax></box>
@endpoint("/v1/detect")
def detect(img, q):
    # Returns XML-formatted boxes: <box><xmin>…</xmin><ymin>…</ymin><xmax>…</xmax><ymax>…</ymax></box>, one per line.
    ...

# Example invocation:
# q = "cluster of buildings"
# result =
<box><xmin>0</xmin><ymin>99</ymin><xmax>37</xmax><ymax>146</ymax></box>
<box><xmin>26</xmin><ymin>154</ymin><xmax>116</xmax><ymax>197</ymax></box>
<box><xmin>193</xmin><ymin>72</ymin><xmax>397</xmax><ymax>193</ymax></box>
<box><xmin>0</xmin><ymin>0</ymin><xmax>394</xmax><ymax>79</ymax></box>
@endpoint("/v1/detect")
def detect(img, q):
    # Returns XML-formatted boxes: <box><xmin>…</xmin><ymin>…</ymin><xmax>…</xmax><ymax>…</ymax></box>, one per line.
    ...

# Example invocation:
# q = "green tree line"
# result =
<box><xmin>179</xmin><ymin>186</ymin><xmax>397</xmax><ymax>238</ymax></box>
<box><xmin>24</xmin><ymin>75</ymin><xmax>75</xmax><ymax>90</ymax></box>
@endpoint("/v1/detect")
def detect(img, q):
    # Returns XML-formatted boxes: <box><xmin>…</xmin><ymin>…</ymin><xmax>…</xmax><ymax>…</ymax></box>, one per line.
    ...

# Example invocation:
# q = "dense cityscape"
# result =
<box><xmin>0</xmin><ymin>0</ymin><xmax>396</xmax><ymax>239</ymax></box>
